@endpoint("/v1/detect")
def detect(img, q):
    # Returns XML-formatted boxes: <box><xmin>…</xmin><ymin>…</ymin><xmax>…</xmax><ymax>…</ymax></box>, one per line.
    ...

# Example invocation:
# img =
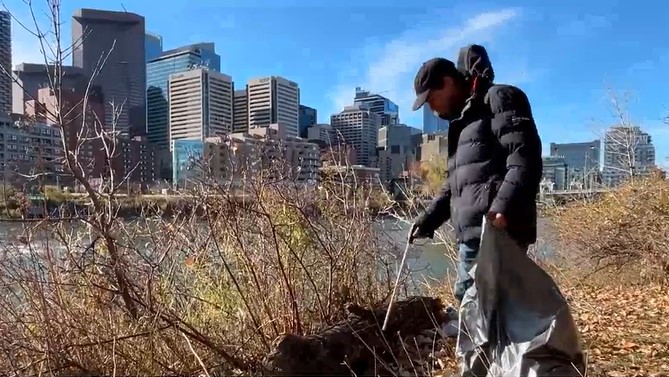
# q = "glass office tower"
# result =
<box><xmin>422</xmin><ymin>103</ymin><xmax>449</xmax><ymax>134</ymax></box>
<box><xmin>145</xmin><ymin>32</ymin><xmax>163</xmax><ymax>62</ymax></box>
<box><xmin>146</xmin><ymin>42</ymin><xmax>221</xmax><ymax>179</ymax></box>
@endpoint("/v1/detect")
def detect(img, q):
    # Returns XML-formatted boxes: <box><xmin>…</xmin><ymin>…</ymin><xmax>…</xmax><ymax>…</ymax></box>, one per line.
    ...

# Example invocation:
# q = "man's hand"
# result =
<box><xmin>486</xmin><ymin>211</ymin><xmax>507</xmax><ymax>229</ymax></box>
<box><xmin>408</xmin><ymin>221</ymin><xmax>434</xmax><ymax>244</ymax></box>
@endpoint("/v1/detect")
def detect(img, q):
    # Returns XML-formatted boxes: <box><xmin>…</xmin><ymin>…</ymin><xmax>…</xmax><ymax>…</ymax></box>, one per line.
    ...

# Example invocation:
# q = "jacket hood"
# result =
<box><xmin>456</xmin><ymin>44</ymin><xmax>495</xmax><ymax>82</ymax></box>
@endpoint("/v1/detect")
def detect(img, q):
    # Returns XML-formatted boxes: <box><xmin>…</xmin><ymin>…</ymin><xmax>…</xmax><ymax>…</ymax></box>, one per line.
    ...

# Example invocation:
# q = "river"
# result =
<box><xmin>376</xmin><ymin>217</ymin><xmax>557</xmax><ymax>284</ymax></box>
<box><xmin>0</xmin><ymin>218</ymin><xmax>557</xmax><ymax>286</ymax></box>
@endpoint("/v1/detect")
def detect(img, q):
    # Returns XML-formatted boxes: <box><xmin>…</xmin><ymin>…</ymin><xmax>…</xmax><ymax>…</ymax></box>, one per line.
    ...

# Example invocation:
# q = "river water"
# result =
<box><xmin>376</xmin><ymin>218</ymin><xmax>556</xmax><ymax>285</ymax></box>
<box><xmin>0</xmin><ymin>218</ymin><xmax>556</xmax><ymax>286</ymax></box>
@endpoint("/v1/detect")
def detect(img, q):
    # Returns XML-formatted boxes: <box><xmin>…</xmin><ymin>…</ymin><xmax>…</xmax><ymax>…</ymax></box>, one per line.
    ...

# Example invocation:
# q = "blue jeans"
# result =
<box><xmin>454</xmin><ymin>241</ymin><xmax>479</xmax><ymax>303</ymax></box>
<box><xmin>453</xmin><ymin>239</ymin><xmax>529</xmax><ymax>303</ymax></box>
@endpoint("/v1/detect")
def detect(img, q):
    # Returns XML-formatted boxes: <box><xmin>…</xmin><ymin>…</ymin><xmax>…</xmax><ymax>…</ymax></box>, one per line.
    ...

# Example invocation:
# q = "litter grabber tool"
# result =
<box><xmin>382</xmin><ymin>240</ymin><xmax>412</xmax><ymax>331</ymax></box>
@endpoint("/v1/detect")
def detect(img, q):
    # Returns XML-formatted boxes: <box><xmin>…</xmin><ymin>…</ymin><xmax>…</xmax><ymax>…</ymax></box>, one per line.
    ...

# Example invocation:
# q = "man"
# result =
<box><xmin>409</xmin><ymin>44</ymin><xmax>543</xmax><ymax>303</ymax></box>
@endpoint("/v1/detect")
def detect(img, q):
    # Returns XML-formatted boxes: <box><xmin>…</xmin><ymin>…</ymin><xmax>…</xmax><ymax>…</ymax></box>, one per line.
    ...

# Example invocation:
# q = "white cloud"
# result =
<box><xmin>327</xmin><ymin>8</ymin><xmax>521</xmax><ymax>127</ymax></box>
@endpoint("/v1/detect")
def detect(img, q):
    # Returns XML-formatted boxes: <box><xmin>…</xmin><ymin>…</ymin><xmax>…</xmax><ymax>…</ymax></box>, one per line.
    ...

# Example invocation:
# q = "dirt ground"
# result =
<box><xmin>431</xmin><ymin>280</ymin><xmax>669</xmax><ymax>377</ymax></box>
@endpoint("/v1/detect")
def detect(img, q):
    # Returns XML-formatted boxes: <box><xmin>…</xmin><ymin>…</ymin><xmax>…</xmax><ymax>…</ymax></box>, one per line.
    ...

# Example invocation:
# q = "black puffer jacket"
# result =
<box><xmin>420</xmin><ymin>45</ymin><xmax>543</xmax><ymax>247</ymax></box>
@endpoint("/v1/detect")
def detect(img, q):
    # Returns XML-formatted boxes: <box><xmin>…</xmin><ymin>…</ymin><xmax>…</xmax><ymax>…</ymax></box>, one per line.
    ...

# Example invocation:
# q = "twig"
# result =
<box><xmin>383</xmin><ymin>241</ymin><xmax>412</xmax><ymax>331</ymax></box>
<box><xmin>180</xmin><ymin>331</ymin><xmax>211</xmax><ymax>377</ymax></box>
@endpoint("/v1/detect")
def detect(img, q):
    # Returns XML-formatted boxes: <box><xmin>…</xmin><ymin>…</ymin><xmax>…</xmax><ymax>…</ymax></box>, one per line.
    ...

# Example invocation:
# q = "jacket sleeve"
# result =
<box><xmin>486</xmin><ymin>85</ymin><xmax>543</xmax><ymax>216</ymax></box>
<box><xmin>419</xmin><ymin>169</ymin><xmax>451</xmax><ymax>232</ymax></box>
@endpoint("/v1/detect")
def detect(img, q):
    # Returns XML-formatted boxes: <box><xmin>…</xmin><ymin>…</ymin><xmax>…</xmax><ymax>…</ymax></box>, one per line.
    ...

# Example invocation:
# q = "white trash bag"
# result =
<box><xmin>456</xmin><ymin>217</ymin><xmax>586</xmax><ymax>377</ymax></box>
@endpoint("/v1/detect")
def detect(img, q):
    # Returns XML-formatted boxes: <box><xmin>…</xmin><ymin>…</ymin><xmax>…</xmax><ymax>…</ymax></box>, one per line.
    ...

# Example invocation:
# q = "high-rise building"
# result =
<box><xmin>144</xmin><ymin>31</ymin><xmax>163</xmax><ymax>62</ymax></box>
<box><xmin>0</xmin><ymin>11</ymin><xmax>11</xmax><ymax>115</ymax></box>
<box><xmin>377</xmin><ymin>124</ymin><xmax>416</xmax><ymax>182</ymax></box>
<box><xmin>550</xmin><ymin>140</ymin><xmax>600</xmax><ymax>171</ymax></box>
<box><xmin>147</xmin><ymin>43</ymin><xmax>221</xmax><ymax>150</ymax></box>
<box><xmin>330</xmin><ymin>103</ymin><xmax>381</xmax><ymax>167</ymax></box>
<box><xmin>602</xmin><ymin>125</ymin><xmax>656</xmax><ymax>186</ymax></box>
<box><xmin>422</xmin><ymin>103</ymin><xmax>449</xmax><ymax>134</ymax></box>
<box><xmin>24</xmin><ymin>86</ymin><xmax>103</xmax><ymax>187</ymax></box>
<box><xmin>145</xmin><ymin>32</ymin><xmax>163</xmax><ymax>62</ymax></box>
<box><xmin>12</xmin><ymin>63</ymin><xmax>87</xmax><ymax>114</ymax></box>
<box><xmin>168</xmin><ymin>68</ymin><xmax>233</xmax><ymax>145</ymax></box>
<box><xmin>298</xmin><ymin>104</ymin><xmax>317</xmax><ymax>138</ymax></box>
<box><xmin>233</xmin><ymin>89</ymin><xmax>248</xmax><ymax>133</ymax></box>
<box><xmin>72</xmin><ymin>8</ymin><xmax>146</xmax><ymax>135</ymax></box>
<box><xmin>549</xmin><ymin>140</ymin><xmax>600</xmax><ymax>186</ymax></box>
<box><xmin>247</xmin><ymin>76</ymin><xmax>300</xmax><ymax>138</ymax></box>
<box><xmin>353</xmin><ymin>87</ymin><xmax>399</xmax><ymax>127</ymax></box>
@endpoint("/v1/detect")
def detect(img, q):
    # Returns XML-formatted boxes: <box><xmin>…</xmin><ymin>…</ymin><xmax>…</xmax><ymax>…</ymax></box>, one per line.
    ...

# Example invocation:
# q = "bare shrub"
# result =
<box><xmin>0</xmin><ymin>1</ymin><xmax>419</xmax><ymax>374</ymax></box>
<box><xmin>0</xmin><ymin>157</ymin><xmax>409</xmax><ymax>374</ymax></box>
<box><xmin>551</xmin><ymin>172</ymin><xmax>669</xmax><ymax>283</ymax></box>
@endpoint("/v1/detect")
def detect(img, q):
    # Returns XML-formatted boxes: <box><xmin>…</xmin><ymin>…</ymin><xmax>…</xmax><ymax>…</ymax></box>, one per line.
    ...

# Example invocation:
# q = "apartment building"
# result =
<box><xmin>0</xmin><ymin>116</ymin><xmax>65</xmax><ymax>188</ymax></box>
<box><xmin>602</xmin><ymin>125</ymin><xmax>656</xmax><ymax>186</ymax></box>
<box><xmin>419</xmin><ymin>133</ymin><xmax>448</xmax><ymax>163</ymax></box>
<box><xmin>168</xmin><ymin>68</ymin><xmax>233</xmax><ymax>145</ymax></box>
<box><xmin>204</xmin><ymin>123</ymin><xmax>319</xmax><ymax>185</ymax></box>
<box><xmin>305</xmin><ymin>124</ymin><xmax>353</xmax><ymax>166</ymax></box>
<box><xmin>26</xmin><ymin>87</ymin><xmax>155</xmax><ymax>188</ymax></box>
<box><xmin>12</xmin><ymin>64</ymin><xmax>87</xmax><ymax>115</ymax></box>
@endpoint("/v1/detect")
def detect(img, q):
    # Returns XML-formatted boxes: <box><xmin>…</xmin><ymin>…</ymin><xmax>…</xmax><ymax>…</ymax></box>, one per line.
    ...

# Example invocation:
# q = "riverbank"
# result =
<box><xmin>0</xmin><ymin>176</ymin><xmax>666</xmax><ymax>376</ymax></box>
<box><xmin>0</xmin><ymin>191</ymin><xmax>416</xmax><ymax>220</ymax></box>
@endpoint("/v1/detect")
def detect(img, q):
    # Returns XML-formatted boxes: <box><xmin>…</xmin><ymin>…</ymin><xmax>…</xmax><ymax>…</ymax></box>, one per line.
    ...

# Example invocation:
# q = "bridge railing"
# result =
<box><xmin>544</xmin><ymin>188</ymin><xmax>610</xmax><ymax>196</ymax></box>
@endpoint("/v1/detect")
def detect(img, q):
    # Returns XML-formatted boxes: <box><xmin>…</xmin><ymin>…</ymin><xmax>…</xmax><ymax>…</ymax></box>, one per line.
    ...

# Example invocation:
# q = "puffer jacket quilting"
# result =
<box><xmin>420</xmin><ymin>84</ymin><xmax>543</xmax><ymax>247</ymax></box>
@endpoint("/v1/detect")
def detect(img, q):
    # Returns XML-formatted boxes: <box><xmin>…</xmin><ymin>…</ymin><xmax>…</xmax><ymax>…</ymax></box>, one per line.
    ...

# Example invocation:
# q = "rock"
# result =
<box><xmin>261</xmin><ymin>296</ymin><xmax>450</xmax><ymax>376</ymax></box>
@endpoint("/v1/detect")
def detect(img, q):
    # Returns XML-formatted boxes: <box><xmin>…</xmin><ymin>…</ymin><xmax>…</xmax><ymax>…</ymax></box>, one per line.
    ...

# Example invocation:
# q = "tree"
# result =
<box><xmin>0</xmin><ymin>4</ymin><xmax>413</xmax><ymax>375</ymax></box>
<box><xmin>600</xmin><ymin>89</ymin><xmax>654</xmax><ymax>186</ymax></box>
<box><xmin>419</xmin><ymin>156</ymin><xmax>447</xmax><ymax>196</ymax></box>
<box><xmin>1</xmin><ymin>1</ymin><xmax>145</xmax><ymax>317</ymax></box>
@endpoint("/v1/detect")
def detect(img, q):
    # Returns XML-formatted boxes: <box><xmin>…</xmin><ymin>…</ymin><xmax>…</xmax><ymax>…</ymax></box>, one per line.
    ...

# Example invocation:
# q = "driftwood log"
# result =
<box><xmin>261</xmin><ymin>296</ymin><xmax>453</xmax><ymax>376</ymax></box>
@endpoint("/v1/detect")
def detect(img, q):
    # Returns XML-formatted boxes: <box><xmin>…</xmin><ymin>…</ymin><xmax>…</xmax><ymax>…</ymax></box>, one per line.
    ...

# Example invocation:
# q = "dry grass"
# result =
<box><xmin>1</xmin><ymin>171</ymin><xmax>668</xmax><ymax>376</ymax></box>
<box><xmin>0</xmin><ymin>170</ymin><xmax>404</xmax><ymax>375</ymax></box>
<box><xmin>539</xmin><ymin>174</ymin><xmax>669</xmax><ymax>377</ymax></box>
<box><xmin>427</xmin><ymin>175</ymin><xmax>669</xmax><ymax>377</ymax></box>
<box><xmin>550</xmin><ymin>173</ymin><xmax>669</xmax><ymax>283</ymax></box>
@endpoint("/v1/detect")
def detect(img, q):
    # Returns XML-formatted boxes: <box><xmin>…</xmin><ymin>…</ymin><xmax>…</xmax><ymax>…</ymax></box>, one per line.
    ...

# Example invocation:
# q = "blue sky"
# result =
<box><xmin>6</xmin><ymin>0</ymin><xmax>669</xmax><ymax>164</ymax></box>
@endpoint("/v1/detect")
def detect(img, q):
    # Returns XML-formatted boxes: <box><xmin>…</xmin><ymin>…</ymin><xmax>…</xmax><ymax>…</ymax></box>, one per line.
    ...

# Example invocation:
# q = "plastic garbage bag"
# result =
<box><xmin>455</xmin><ymin>217</ymin><xmax>586</xmax><ymax>377</ymax></box>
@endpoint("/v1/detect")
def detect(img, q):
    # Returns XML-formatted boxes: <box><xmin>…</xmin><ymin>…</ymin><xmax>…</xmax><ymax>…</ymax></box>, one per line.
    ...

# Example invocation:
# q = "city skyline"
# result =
<box><xmin>5</xmin><ymin>2</ymin><xmax>669</xmax><ymax>164</ymax></box>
